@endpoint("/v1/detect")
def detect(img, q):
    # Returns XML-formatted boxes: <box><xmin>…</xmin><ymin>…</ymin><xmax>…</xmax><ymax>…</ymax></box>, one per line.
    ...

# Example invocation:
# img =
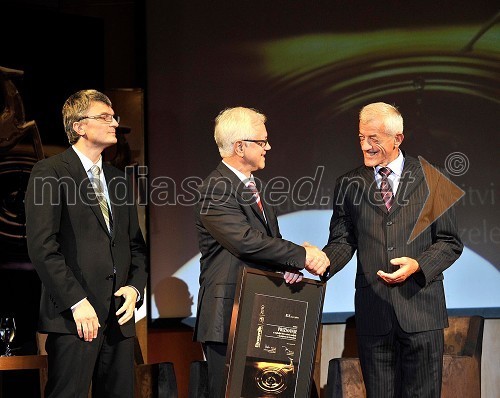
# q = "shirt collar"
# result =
<box><xmin>374</xmin><ymin>149</ymin><xmax>404</xmax><ymax>177</ymax></box>
<box><xmin>72</xmin><ymin>145</ymin><xmax>103</xmax><ymax>174</ymax></box>
<box><xmin>222</xmin><ymin>160</ymin><xmax>255</xmax><ymax>185</ymax></box>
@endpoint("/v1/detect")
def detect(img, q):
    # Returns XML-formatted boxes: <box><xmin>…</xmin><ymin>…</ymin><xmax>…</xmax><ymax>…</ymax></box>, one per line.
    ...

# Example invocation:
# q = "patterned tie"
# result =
<box><xmin>247</xmin><ymin>180</ymin><xmax>264</xmax><ymax>214</ymax></box>
<box><xmin>378</xmin><ymin>167</ymin><xmax>394</xmax><ymax>211</ymax></box>
<box><xmin>90</xmin><ymin>165</ymin><xmax>113</xmax><ymax>233</ymax></box>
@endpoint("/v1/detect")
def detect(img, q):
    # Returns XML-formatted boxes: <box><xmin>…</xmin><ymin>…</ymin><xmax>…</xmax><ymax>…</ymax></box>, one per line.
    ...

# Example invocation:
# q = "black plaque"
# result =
<box><xmin>225</xmin><ymin>268</ymin><xmax>325</xmax><ymax>397</ymax></box>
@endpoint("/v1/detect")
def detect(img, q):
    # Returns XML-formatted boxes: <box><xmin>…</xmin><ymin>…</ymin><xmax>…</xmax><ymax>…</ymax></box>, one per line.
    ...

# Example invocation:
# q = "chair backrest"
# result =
<box><xmin>188</xmin><ymin>360</ymin><xmax>209</xmax><ymax>398</ymax></box>
<box><xmin>443</xmin><ymin>316</ymin><xmax>484</xmax><ymax>359</ymax></box>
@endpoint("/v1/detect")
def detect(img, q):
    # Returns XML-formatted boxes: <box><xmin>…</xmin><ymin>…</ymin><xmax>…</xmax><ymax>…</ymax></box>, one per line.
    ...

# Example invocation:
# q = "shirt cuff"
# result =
<box><xmin>127</xmin><ymin>285</ymin><xmax>141</xmax><ymax>302</ymax></box>
<box><xmin>71</xmin><ymin>297</ymin><xmax>87</xmax><ymax>311</ymax></box>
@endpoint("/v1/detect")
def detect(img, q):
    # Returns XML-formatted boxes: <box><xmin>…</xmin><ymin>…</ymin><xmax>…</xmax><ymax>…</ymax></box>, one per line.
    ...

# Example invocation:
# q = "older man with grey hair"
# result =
<box><xmin>194</xmin><ymin>106</ymin><xmax>329</xmax><ymax>397</ymax></box>
<box><xmin>323</xmin><ymin>102</ymin><xmax>462</xmax><ymax>397</ymax></box>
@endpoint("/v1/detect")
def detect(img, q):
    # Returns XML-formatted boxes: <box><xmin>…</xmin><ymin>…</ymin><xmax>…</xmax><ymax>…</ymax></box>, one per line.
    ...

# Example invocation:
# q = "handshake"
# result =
<box><xmin>303</xmin><ymin>242</ymin><xmax>329</xmax><ymax>276</ymax></box>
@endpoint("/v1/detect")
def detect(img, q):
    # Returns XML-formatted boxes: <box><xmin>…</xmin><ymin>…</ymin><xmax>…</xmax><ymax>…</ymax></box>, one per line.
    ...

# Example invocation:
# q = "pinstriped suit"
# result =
<box><xmin>323</xmin><ymin>155</ymin><xmax>463</xmax><ymax>397</ymax></box>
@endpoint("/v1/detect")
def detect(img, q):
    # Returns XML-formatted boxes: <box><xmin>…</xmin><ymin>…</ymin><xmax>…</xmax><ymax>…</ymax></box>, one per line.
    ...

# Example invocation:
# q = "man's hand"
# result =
<box><xmin>377</xmin><ymin>257</ymin><xmax>420</xmax><ymax>284</ymax></box>
<box><xmin>72</xmin><ymin>298</ymin><xmax>100</xmax><ymax>342</ymax></box>
<box><xmin>303</xmin><ymin>242</ymin><xmax>330</xmax><ymax>276</ymax></box>
<box><xmin>283</xmin><ymin>270</ymin><xmax>303</xmax><ymax>284</ymax></box>
<box><xmin>115</xmin><ymin>286</ymin><xmax>138</xmax><ymax>325</ymax></box>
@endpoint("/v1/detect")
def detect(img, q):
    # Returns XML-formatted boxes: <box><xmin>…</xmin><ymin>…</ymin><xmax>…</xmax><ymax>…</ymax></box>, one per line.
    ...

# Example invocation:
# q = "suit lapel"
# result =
<box><xmin>62</xmin><ymin>148</ymin><xmax>111</xmax><ymax>236</ymax></box>
<box><xmin>255</xmin><ymin>178</ymin><xmax>276</xmax><ymax>235</ymax></box>
<box><xmin>216</xmin><ymin>162</ymin><xmax>270</xmax><ymax>232</ymax></box>
<box><xmin>261</xmin><ymin>199</ymin><xmax>278</xmax><ymax>237</ymax></box>
<box><xmin>359</xmin><ymin>165</ymin><xmax>388</xmax><ymax>215</ymax></box>
<box><xmin>390</xmin><ymin>156</ymin><xmax>424</xmax><ymax>214</ymax></box>
<box><xmin>358</xmin><ymin>155</ymin><xmax>424</xmax><ymax>216</ymax></box>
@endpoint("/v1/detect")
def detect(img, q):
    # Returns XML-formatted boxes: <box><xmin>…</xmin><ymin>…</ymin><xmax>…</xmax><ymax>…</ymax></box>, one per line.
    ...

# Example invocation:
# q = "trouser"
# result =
<box><xmin>358</xmin><ymin>315</ymin><xmax>444</xmax><ymax>398</ymax></box>
<box><xmin>202</xmin><ymin>342</ymin><xmax>228</xmax><ymax>398</ymax></box>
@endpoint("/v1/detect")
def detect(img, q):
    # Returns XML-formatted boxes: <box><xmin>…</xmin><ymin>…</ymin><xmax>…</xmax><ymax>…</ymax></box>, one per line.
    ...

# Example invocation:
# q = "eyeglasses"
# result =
<box><xmin>242</xmin><ymin>139</ymin><xmax>269</xmax><ymax>148</ymax></box>
<box><xmin>77</xmin><ymin>114</ymin><xmax>120</xmax><ymax>124</ymax></box>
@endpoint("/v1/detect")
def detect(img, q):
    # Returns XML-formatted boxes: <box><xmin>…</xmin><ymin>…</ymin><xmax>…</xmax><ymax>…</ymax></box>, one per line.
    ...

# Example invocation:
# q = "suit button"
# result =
<box><xmin>387</xmin><ymin>246</ymin><xmax>394</xmax><ymax>251</ymax></box>
<box><xmin>386</xmin><ymin>221</ymin><xmax>393</xmax><ymax>226</ymax></box>
<box><xmin>112</xmin><ymin>242</ymin><xmax>116</xmax><ymax>247</ymax></box>
<box><xmin>105</xmin><ymin>274</ymin><xmax>114</xmax><ymax>280</ymax></box>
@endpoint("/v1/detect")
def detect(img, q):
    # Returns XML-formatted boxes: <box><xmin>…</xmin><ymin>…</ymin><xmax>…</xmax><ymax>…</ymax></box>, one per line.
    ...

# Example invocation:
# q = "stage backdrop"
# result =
<box><xmin>145</xmin><ymin>1</ymin><xmax>500</xmax><ymax>325</ymax></box>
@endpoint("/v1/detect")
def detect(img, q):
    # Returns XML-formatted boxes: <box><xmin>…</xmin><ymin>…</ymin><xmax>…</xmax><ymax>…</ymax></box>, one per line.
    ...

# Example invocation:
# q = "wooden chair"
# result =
<box><xmin>37</xmin><ymin>333</ymin><xmax>177</xmax><ymax>398</ymax></box>
<box><xmin>325</xmin><ymin>316</ymin><xmax>484</xmax><ymax>398</ymax></box>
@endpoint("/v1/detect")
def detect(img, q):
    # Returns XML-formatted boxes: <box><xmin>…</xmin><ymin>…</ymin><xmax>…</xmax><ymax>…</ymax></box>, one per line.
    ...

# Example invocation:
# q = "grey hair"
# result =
<box><xmin>359</xmin><ymin>102</ymin><xmax>403</xmax><ymax>136</ymax></box>
<box><xmin>214</xmin><ymin>107</ymin><xmax>266</xmax><ymax>157</ymax></box>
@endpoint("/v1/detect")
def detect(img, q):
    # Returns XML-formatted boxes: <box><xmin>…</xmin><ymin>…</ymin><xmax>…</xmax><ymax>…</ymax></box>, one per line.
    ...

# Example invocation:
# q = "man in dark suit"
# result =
<box><xmin>25</xmin><ymin>89</ymin><xmax>148</xmax><ymax>398</ymax></box>
<box><xmin>323</xmin><ymin>102</ymin><xmax>463</xmax><ymax>397</ymax></box>
<box><xmin>194</xmin><ymin>106</ymin><xmax>329</xmax><ymax>397</ymax></box>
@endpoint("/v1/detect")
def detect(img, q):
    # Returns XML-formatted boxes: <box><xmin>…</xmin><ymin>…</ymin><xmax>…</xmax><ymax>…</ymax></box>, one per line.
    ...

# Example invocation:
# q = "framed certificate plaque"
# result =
<box><xmin>224</xmin><ymin>268</ymin><xmax>326</xmax><ymax>397</ymax></box>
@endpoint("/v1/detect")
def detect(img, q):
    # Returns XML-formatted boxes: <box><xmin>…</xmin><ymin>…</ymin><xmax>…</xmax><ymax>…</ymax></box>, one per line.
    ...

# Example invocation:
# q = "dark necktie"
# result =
<box><xmin>247</xmin><ymin>181</ymin><xmax>264</xmax><ymax>214</ymax></box>
<box><xmin>378</xmin><ymin>167</ymin><xmax>394</xmax><ymax>211</ymax></box>
<box><xmin>90</xmin><ymin>165</ymin><xmax>113</xmax><ymax>233</ymax></box>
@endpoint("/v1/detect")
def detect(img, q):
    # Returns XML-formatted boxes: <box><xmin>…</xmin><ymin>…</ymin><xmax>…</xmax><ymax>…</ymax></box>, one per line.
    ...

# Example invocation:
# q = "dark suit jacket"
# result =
<box><xmin>323</xmin><ymin>155</ymin><xmax>463</xmax><ymax>335</ymax></box>
<box><xmin>193</xmin><ymin>162</ymin><xmax>306</xmax><ymax>344</ymax></box>
<box><xmin>25</xmin><ymin>147</ymin><xmax>148</xmax><ymax>337</ymax></box>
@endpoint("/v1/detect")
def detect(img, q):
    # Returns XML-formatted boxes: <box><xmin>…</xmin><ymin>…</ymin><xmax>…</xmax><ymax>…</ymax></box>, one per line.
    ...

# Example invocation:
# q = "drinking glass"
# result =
<box><xmin>0</xmin><ymin>317</ymin><xmax>16</xmax><ymax>356</ymax></box>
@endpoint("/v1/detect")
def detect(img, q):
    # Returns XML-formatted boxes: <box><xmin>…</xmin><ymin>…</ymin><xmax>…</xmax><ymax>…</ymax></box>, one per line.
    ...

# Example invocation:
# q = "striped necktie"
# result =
<box><xmin>378</xmin><ymin>167</ymin><xmax>394</xmax><ymax>211</ymax></box>
<box><xmin>90</xmin><ymin>165</ymin><xmax>113</xmax><ymax>233</ymax></box>
<box><xmin>247</xmin><ymin>180</ymin><xmax>264</xmax><ymax>214</ymax></box>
